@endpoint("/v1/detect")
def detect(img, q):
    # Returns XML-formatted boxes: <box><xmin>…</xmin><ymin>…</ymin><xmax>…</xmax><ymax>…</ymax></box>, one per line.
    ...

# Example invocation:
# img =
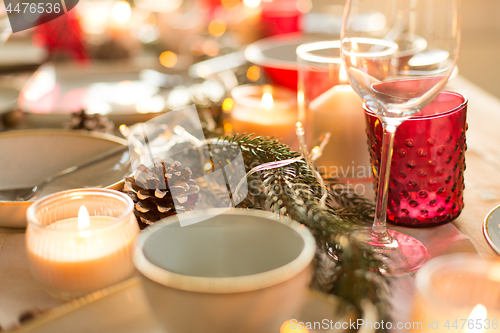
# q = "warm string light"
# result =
<box><xmin>112</xmin><ymin>1</ymin><xmax>131</xmax><ymax>23</ymax></box>
<box><xmin>295</xmin><ymin>122</ymin><xmax>328</xmax><ymax>207</ymax></box>
<box><xmin>222</xmin><ymin>98</ymin><xmax>234</xmax><ymax>112</ymax></box>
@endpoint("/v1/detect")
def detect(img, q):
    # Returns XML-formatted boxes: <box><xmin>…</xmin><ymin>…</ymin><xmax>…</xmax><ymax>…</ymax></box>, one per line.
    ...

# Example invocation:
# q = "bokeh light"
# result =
<box><xmin>203</xmin><ymin>40</ymin><xmax>220</xmax><ymax>56</ymax></box>
<box><xmin>243</xmin><ymin>0</ymin><xmax>261</xmax><ymax>8</ymax></box>
<box><xmin>159</xmin><ymin>51</ymin><xmax>178</xmax><ymax>68</ymax></box>
<box><xmin>222</xmin><ymin>98</ymin><xmax>234</xmax><ymax>112</ymax></box>
<box><xmin>246</xmin><ymin>66</ymin><xmax>261</xmax><ymax>81</ymax></box>
<box><xmin>112</xmin><ymin>1</ymin><xmax>132</xmax><ymax>23</ymax></box>
<box><xmin>208</xmin><ymin>19</ymin><xmax>226</xmax><ymax>37</ymax></box>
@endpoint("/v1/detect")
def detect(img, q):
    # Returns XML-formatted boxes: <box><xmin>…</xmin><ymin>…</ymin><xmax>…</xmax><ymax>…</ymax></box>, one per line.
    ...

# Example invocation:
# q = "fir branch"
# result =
<box><xmin>220</xmin><ymin>134</ymin><xmax>392</xmax><ymax>323</ymax></box>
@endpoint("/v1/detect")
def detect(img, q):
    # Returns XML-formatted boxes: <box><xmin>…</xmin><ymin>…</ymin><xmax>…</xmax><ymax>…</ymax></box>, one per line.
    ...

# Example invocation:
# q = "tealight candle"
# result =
<box><xmin>409</xmin><ymin>254</ymin><xmax>500</xmax><ymax>333</ymax></box>
<box><xmin>26</xmin><ymin>188</ymin><xmax>139</xmax><ymax>300</ymax></box>
<box><xmin>230</xmin><ymin>84</ymin><xmax>298</xmax><ymax>147</ymax></box>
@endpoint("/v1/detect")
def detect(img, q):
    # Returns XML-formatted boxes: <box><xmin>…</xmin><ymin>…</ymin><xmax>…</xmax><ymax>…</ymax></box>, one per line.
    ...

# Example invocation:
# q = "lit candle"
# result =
<box><xmin>409</xmin><ymin>255</ymin><xmax>500</xmax><ymax>333</ymax></box>
<box><xmin>308</xmin><ymin>65</ymin><xmax>370</xmax><ymax>179</ymax></box>
<box><xmin>26</xmin><ymin>189</ymin><xmax>139</xmax><ymax>300</ymax></box>
<box><xmin>230</xmin><ymin>84</ymin><xmax>298</xmax><ymax>147</ymax></box>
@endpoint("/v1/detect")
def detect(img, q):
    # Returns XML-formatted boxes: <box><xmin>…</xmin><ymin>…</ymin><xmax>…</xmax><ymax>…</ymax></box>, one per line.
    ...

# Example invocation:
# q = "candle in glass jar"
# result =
<box><xmin>230</xmin><ymin>85</ymin><xmax>297</xmax><ymax>147</ymax></box>
<box><xmin>26</xmin><ymin>189</ymin><xmax>139</xmax><ymax>300</ymax></box>
<box><xmin>308</xmin><ymin>66</ymin><xmax>370</xmax><ymax>179</ymax></box>
<box><xmin>409</xmin><ymin>254</ymin><xmax>500</xmax><ymax>333</ymax></box>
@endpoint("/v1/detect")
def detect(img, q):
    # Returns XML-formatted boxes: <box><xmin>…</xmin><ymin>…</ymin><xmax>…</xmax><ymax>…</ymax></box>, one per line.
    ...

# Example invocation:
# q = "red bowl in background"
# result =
<box><xmin>244</xmin><ymin>33</ymin><xmax>338</xmax><ymax>91</ymax></box>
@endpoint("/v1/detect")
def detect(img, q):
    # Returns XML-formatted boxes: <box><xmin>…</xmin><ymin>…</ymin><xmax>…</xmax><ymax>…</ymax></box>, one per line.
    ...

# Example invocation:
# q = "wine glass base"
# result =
<box><xmin>353</xmin><ymin>229</ymin><xmax>430</xmax><ymax>275</ymax></box>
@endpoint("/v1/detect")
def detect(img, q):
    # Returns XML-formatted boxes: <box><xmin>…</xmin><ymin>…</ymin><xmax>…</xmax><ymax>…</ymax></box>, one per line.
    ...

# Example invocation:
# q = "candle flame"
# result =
<box><xmin>261</xmin><ymin>92</ymin><xmax>274</xmax><ymax>109</ymax></box>
<box><xmin>280</xmin><ymin>319</ymin><xmax>309</xmax><ymax>333</ymax></box>
<box><xmin>466</xmin><ymin>304</ymin><xmax>487</xmax><ymax>333</ymax></box>
<box><xmin>339</xmin><ymin>63</ymin><xmax>348</xmax><ymax>84</ymax></box>
<box><xmin>78</xmin><ymin>206</ymin><xmax>90</xmax><ymax>230</ymax></box>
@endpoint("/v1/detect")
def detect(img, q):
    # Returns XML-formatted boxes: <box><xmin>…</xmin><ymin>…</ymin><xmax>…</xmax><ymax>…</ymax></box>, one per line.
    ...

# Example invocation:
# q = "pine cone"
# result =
<box><xmin>123</xmin><ymin>158</ymin><xmax>200</xmax><ymax>229</ymax></box>
<box><xmin>65</xmin><ymin>109</ymin><xmax>114</xmax><ymax>133</ymax></box>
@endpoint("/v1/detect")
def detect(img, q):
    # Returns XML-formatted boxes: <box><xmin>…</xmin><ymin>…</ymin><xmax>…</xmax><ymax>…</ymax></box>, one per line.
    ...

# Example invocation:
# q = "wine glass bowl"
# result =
<box><xmin>342</xmin><ymin>0</ymin><xmax>460</xmax><ymax>117</ymax></box>
<box><xmin>340</xmin><ymin>0</ymin><xmax>461</xmax><ymax>274</ymax></box>
<box><xmin>0</xmin><ymin>0</ymin><xmax>12</xmax><ymax>47</ymax></box>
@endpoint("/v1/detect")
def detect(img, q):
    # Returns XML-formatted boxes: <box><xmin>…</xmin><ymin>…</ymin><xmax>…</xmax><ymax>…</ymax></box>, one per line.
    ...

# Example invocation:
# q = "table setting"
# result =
<box><xmin>1</xmin><ymin>0</ymin><xmax>500</xmax><ymax>332</ymax></box>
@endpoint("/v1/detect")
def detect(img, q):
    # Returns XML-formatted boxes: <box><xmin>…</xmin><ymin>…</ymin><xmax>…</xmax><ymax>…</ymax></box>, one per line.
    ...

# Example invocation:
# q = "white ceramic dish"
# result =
<box><xmin>0</xmin><ymin>130</ymin><xmax>132</xmax><ymax>228</ymax></box>
<box><xmin>483</xmin><ymin>204</ymin><xmax>500</xmax><ymax>255</ymax></box>
<box><xmin>135</xmin><ymin>209</ymin><xmax>316</xmax><ymax>333</ymax></box>
<box><xmin>19</xmin><ymin>62</ymin><xmax>172</xmax><ymax>127</ymax></box>
<box><xmin>13</xmin><ymin>277</ymin><xmax>355</xmax><ymax>333</ymax></box>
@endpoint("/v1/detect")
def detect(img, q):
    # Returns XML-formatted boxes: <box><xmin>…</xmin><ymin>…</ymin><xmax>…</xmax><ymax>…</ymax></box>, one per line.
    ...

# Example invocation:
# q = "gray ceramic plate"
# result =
<box><xmin>0</xmin><ymin>130</ymin><xmax>132</xmax><ymax>228</ymax></box>
<box><xmin>483</xmin><ymin>204</ymin><xmax>500</xmax><ymax>255</ymax></box>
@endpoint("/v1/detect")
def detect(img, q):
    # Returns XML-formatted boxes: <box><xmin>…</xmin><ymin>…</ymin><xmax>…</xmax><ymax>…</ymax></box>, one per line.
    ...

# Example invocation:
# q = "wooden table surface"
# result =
<box><xmin>447</xmin><ymin>75</ymin><xmax>500</xmax><ymax>258</ymax></box>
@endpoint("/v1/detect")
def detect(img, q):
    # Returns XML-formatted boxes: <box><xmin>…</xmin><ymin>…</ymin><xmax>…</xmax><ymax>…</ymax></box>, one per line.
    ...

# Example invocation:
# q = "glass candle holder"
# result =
<box><xmin>26</xmin><ymin>188</ymin><xmax>139</xmax><ymax>300</ymax></box>
<box><xmin>365</xmin><ymin>90</ymin><xmax>467</xmax><ymax>227</ymax></box>
<box><xmin>230</xmin><ymin>84</ymin><xmax>297</xmax><ymax>148</ymax></box>
<box><xmin>297</xmin><ymin>41</ymin><xmax>371</xmax><ymax>182</ymax></box>
<box><xmin>410</xmin><ymin>254</ymin><xmax>500</xmax><ymax>333</ymax></box>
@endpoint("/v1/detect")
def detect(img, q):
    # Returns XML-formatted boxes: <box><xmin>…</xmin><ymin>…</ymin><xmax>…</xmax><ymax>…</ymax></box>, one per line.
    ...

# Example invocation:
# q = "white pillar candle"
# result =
<box><xmin>308</xmin><ymin>67</ymin><xmax>371</xmax><ymax>180</ymax></box>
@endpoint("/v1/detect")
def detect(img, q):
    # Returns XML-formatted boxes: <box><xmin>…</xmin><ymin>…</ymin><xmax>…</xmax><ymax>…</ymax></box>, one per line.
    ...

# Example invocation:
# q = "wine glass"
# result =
<box><xmin>340</xmin><ymin>0</ymin><xmax>461</xmax><ymax>274</ymax></box>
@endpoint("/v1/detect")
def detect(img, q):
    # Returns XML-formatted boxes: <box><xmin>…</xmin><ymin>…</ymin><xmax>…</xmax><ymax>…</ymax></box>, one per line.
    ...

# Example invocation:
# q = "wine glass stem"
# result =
<box><xmin>372</xmin><ymin>118</ymin><xmax>403</xmax><ymax>244</ymax></box>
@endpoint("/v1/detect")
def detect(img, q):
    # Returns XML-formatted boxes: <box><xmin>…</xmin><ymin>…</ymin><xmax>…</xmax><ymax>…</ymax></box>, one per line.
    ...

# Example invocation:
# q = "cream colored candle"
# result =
<box><xmin>409</xmin><ymin>255</ymin><xmax>500</xmax><ymax>333</ymax></box>
<box><xmin>26</xmin><ymin>189</ymin><xmax>139</xmax><ymax>300</ymax></box>
<box><xmin>230</xmin><ymin>85</ymin><xmax>297</xmax><ymax>147</ymax></box>
<box><xmin>308</xmin><ymin>69</ymin><xmax>370</xmax><ymax>180</ymax></box>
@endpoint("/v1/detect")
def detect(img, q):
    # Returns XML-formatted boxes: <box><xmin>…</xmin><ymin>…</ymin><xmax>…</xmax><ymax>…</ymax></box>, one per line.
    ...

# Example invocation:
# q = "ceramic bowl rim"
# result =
<box><xmin>134</xmin><ymin>208</ymin><xmax>316</xmax><ymax>294</ymax></box>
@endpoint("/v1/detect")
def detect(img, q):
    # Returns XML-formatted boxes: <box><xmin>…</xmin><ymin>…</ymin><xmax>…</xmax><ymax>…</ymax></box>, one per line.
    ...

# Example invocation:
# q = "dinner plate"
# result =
<box><xmin>14</xmin><ymin>277</ymin><xmax>364</xmax><ymax>333</ymax></box>
<box><xmin>0</xmin><ymin>130</ymin><xmax>132</xmax><ymax>228</ymax></box>
<box><xmin>18</xmin><ymin>62</ymin><xmax>187</xmax><ymax>127</ymax></box>
<box><xmin>483</xmin><ymin>204</ymin><xmax>500</xmax><ymax>255</ymax></box>
<box><xmin>0</xmin><ymin>86</ymin><xmax>20</xmax><ymax>114</ymax></box>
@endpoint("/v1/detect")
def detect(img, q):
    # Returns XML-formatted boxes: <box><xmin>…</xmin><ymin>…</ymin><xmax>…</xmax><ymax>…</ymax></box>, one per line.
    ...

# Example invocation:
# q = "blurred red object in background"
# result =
<box><xmin>35</xmin><ymin>10</ymin><xmax>88</xmax><ymax>62</ymax></box>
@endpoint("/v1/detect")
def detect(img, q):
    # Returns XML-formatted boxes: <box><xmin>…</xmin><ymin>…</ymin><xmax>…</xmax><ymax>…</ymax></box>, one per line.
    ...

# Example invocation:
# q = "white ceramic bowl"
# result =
<box><xmin>0</xmin><ymin>130</ymin><xmax>132</xmax><ymax>228</ymax></box>
<box><xmin>134</xmin><ymin>208</ymin><xmax>316</xmax><ymax>333</ymax></box>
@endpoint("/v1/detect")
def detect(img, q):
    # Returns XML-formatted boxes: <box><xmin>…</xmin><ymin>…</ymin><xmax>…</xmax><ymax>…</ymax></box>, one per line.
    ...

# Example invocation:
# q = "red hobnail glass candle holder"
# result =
<box><xmin>365</xmin><ymin>90</ymin><xmax>467</xmax><ymax>227</ymax></box>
